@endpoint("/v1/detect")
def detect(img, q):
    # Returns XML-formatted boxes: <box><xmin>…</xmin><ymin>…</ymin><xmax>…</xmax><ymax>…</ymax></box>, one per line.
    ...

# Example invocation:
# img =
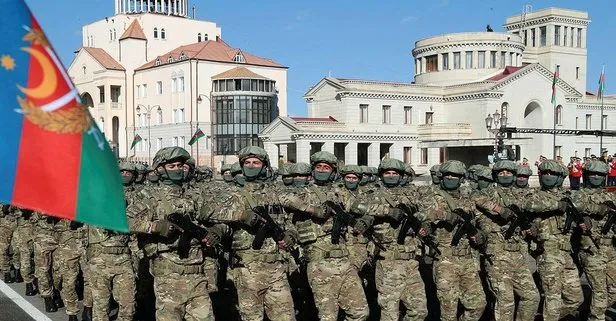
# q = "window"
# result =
<box><xmin>179</xmin><ymin>108</ymin><xmax>185</xmax><ymax>122</ymax></box>
<box><xmin>531</xmin><ymin>28</ymin><xmax>536</xmax><ymax>47</ymax></box>
<box><xmin>563</xmin><ymin>27</ymin><xmax>568</xmax><ymax>46</ymax></box>
<box><xmin>555</xmin><ymin>25</ymin><xmax>561</xmax><ymax>46</ymax></box>
<box><xmin>576</xmin><ymin>67</ymin><xmax>580</xmax><ymax>80</ymax></box>
<box><xmin>157</xmin><ymin>107</ymin><xmax>162</xmax><ymax>124</ymax></box>
<box><xmin>603</xmin><ymin>115</ymin><xmax>608</xmax><ymax>129</ymax></box>
<box><xmin>524</xmin><ymin>30</ymin><xmax>528</xmax><ymax>46</ymax></box>
<box><xmin>180</xmin><ymin>136</ymin><xmax>185</xmax><ymax>148</ymax></box>
<box><xmin>570</xmin><ymin>28</ymin><xmax>574</xmax><ymax>47</ymax></box>
<box><xmin>421</xmin><ymin>148</ymin><xmax>428</xmax><ymax>165</ymax></box>
<box><xmin>173</xmin><ymin>137</ymin><xmax>178</xmax><ymax>147</ymax></box>
<box><xmin>156</xmin><ymin>81</ymin><xmax>163</xmax><ymax>95</ymax></box>
<box><xmin>555</xmin><ymin>105</ymin><xmax>562</xmax><ymax>125</ymax></box>
<box><xmin>500</xmin><ymin>52</ymin><xmax>506</xmax><ymax>68</ymax></box>
<box><xmin>425</xmin><ymin>112</ymin><xmax>433</xmax><ymax>124</ymax></box>
<box><xmin>171</xmin><ymin>78</ymin><xmax>176</xmax><ymax>93</ymax></box>
<box><xmin>575</xmin><ymin>117</ymin><xmax>579</xmax><ymax>129</ymax></box>
<box><xmin>157</xmin><ymin>138</ymin><xmax>162</xmax><ymax>150</ymax></box>
<box><xmin>359</xmin><ymin>104</ymin><xmax>368</xmax><ymax>123</ymax></box>
<box><xmin>141</xmin><ymin>84</ymin><xmax>147</xmax><ymax>98</ymax></box>
<box><xmin>403</xmin><ymin>147</ymin><xmax>412</xmax><ymax>164</ymax></box>
<box><xmin>478</xmin><ymin>51</ymin><xmax>485</xmax><ymax>68</ymax></box>
<box><xmin>177</xmin><ymin>77</ymin><xmax>184</xmax><ymax>92</ymax></box>
<box><xmin>234</xmin><ymin>53</ymin><xmax>245</xmax><ymax>63</ymax></box>
<box><xmin>426</xmin><ymin>55</ymin><xmax>438</xmax><ymax>72</ymax></box>
<box><xmin>98</xmin><ymin>86</ymin><xmax>105</xmax><ymax>103</ymax></box>
<box><xmin>490</xmin><ymin>51</ymin><xmax>497</xmax><ymax>68</ymax></box>
<box><xmin>539</xmin><ymin>26</ymin><xmax>546</xmax><ymax>46</ymax></box>
<box><xmin>161</xmin><ymin>28</ymin><xmax>166</xmax><ymax>39</ymax></box>
<box><xmin>179</xmin><ymin>53</ymin><xmax>186</xmax><ymax>60</ymax></box>
<box><xmin>155</xmin><ymin>58</ymin><xmax>161</xmax><ymax>66</ymax></box>
<box><xmin>555</xmin><ymin>146</ymin><xmax>562</xmax><ymax>157</ymax></box>
<box><xmin>453</xmin><ymin>52</ymin><xmax>461</xmax><ymax>69</ymax></box>
<box><xmin>203</xmin><ymin>34</ymin><xmax>208</xmax><ymax>41</ymax></box>
<box><xmin>465</xmin><ymin>51</ymin><xmax>473</xmax><ymax>69</ymax></box>
<box><xmin>510</xmin><ymin>52</ymin><xmax>515</xmax><ymax>66</ymax></box>
<box><xmin>577</xmin><ymin>28</ymin><xmax>582</xmax><ymax>47</ymax></box>
<box><xmin>585</xmin><ymin>148</ymin><xmax>591</xmax><ymax>157</ymax></box>
<box><xmin>382</xmin><ymin>105</ymin><xmax>391</xmax><ymax>124</ymax></box>
<box><xmin>135</xmin><ymin>85</ymin><xmax>140</xmax><ymax>99</ymax></box>
<box><xmin>404</xmin><ymin>106</ymin><xmax>412</xmax><ymax>124</ymax></box>
<box><xmin>109</xmin><ymin>30</ymin><xmax>113</xmax><ymax>41</ymax></box>
<box><xmin>154</xmin><ymin>27</ymin><xmax>158</xmax><ymax>39</ymax></box>
<box><xmin>442</xmin><ymin>53</ymin><xmax>449</xmax><ymax>70</ymax></box>
<box><xmin>167</xmin><ymin>56</ymin><xmax>174</xmax><ymax>63</ymax></box>
<box><xmin>586</xmin><ymin>114</ymin><xmax>592</xmax><ymax>129</ymax></box>
<box><xmin>197</xmin><ymin>33</ymin><xmax>202</xmax><ymax>42</ymax></box>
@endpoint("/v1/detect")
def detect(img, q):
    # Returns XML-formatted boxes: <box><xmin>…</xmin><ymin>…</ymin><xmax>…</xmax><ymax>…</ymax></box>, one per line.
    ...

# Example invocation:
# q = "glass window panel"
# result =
<box><xmin>242</xmin><ymin>79</ymin><xmax>250</xmax><ymax>91</ymax></box>
<box><xmin>251</xmin><ymin>80</ymin><xmax>257</xmax><ymax>91</ymax></box>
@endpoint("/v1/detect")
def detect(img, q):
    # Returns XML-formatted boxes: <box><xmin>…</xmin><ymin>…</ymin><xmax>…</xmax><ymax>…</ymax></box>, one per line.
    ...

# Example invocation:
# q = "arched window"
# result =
<box><xmin>161</xmin><ymin>28</ymin><xmax>166</xmax><ymax>39</ymax></box>
<box><xmin>157</xmin><ymin>107</ymin><xmax>163</xmax><ymax>125</ymax></box>
<box><xmin>154</xmin><ymin>27</ymin><xmax>158</xmax><ymax>39</ymax></box>
<box><xmin>197</xmin><ymin>33</ymin><xmax>202</xmax><ymax>42</ymax></box>
<box><xmin>500</xmin><ymin>102</ymin><xmax>509</xmax><ymax>121</ymax></box>
<box><xmin>113</xmin><ymin>29</ymin><xmax>117</xmax><ymax>40</ymax></box>
<box><xmin>556</xmin><ymin>105</ymin><xmax>563</xmax><ymax>125</ymax></box>
<box><xmin>109</xmin><ymin>30</ymin><xmax>113</xmax><ymax>41</ymax></box>
<box><xmin>204</xmin><ymin>33</ymin><xmax>208</xmax><ymax>41</ymax></box>
<box><xmin>179</xmin><ymin>52</ymin><xmax>186</xmax><ymax>60</ymax></box>
<box><xmin>167</xmin><ymin>56</ymin><xmax>174</xmax><ymax>63</ymax></box>
<box><xmin>155</xmin><ymin>58</ymin><xmax>161</xmax><ymax>66</ymax></box>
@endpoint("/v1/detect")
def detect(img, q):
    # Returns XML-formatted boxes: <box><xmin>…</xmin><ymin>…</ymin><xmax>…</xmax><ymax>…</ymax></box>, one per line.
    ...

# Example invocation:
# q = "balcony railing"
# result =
<box><xmin>111</xmin><ymin>102</ymin><xmax>122</xmax><ymax>109</ymax></box>
<box><xmin>417</xmin><ymin>123</ymin><xmax>472</xmax><ymax>137</ymax></box>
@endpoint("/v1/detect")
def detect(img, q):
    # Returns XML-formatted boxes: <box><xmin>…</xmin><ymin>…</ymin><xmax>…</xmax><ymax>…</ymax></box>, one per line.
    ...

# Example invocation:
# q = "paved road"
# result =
<box><xmin>0</xmin><ymin>280</ymin><xmax>75</xmax><ymax>321</ymax></box>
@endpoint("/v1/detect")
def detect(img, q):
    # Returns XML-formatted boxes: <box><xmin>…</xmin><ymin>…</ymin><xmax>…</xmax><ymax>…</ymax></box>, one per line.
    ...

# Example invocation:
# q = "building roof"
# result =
<box><xmin>290</xmin><ymin>116</ymin><xmax>338</xmax><ymax>122</ymax></box>
<box><xmin>211</xmin><ymin>67</ymin><xmax>271</xmax><ymax>80</ymax></box>
<box><xmin>487</xmin><ymin>66</ymin><xmax>524</xmax><ymax>81</ymax></box>
<box><xmin>136</xmin><ymin>37</ymin><xmax>286</xmax><ymax>71</ymax></box>
<box><xmin>79</xmin><ymin>47</ymin><xmax>125</xmax><ymax>71</ymax></box>
<box><xmin>119</xmin><ymin>20</ymin><xmax>147</xmax><ymax>41</ymax></box>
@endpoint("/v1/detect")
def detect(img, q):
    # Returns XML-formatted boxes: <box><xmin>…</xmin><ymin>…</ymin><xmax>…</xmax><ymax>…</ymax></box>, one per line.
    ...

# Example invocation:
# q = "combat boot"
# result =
<box><xmin>44</xmin><ymin>297</ymin><xmax>58</xmax><ymax>312</ymax></box>
<box><xmin>25</xmin><ymin>282</ymin><xmax>36</xmax><ymax>296</ymax></box>
<box><xmin>3</xmin><ymin>272</ymin><xmax>14</xmax><ymax>283</ymax></box>
<box><xmin>81</xmin><ymin>306</ymin><xmax>92</xmax><ymax>321</ymax></box>
<box><xmin>13</xmin><ymin>269</ymin><xmax>23</xmax><ymax>283</ymax></box>
<box><xmin>68</xmin><ymin>315</ymin><xmax>78</xmax><ymax>321</ymax></box>
<box><xmin>53</xmin><ymin>289</ymin><xmax>64</xmax><ymax>308</ymax></box>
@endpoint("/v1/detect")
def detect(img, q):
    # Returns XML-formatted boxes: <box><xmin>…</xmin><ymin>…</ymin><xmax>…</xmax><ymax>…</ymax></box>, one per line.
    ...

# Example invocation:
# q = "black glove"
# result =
<box><xmin>151</xmin><ymin>220</ymin><xmax>183</xmax><ymax>237</ymax></box>
<box><xmin>281</xmin><ymin>230</ymin><xmax>299</xmax><ymax>249</ymax></box>
<box><xmin>352</xmin><ymin>216</ymin><xmax>375</xmax><ymax>235</ymax></box>
<box><xmin>388</xmin><ymin>207</ymin><xmax>405</xmax><ymax>221</ymax></box>
<box><xmin>500</xmin><ymin>208</ymin><xmax>517</xmax><ymax>221</ymax></box>
<box><xmin>558</xmin><ymin>200</ymin><xmax>570</xmax><ymax>212</ymax></box>
<box><xmin>525</xmin><ymin>222</ymin><xmax>540</xmax><ymax>238</ymax></box>
<box><xmin>454</xmin><ymin>208</ymin><xmax>474</xmax><ymax>222</ymax></box>
<box><xmin>70</xmin><ymin>220</ymin><xmax>83</xmax><ymax>230</ymax></box>
<box><xmin>204</xmin><ymin>225</ymin><xmax>224</xmax><ymax>247</ymax></box>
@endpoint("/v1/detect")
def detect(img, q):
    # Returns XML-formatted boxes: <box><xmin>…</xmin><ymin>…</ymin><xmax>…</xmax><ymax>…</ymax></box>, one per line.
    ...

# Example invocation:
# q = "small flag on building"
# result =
<box><xmin>598</xmin><ymin>65</ymin><xmax>606</xmax><ymax>101</ymax></box>
<box><xmin>551</xmin><ymin>65</ymin><xmax>559</xmax><ymax>105</ymax></box>
<box><xmin>130</xmin><ymin>134</ymin><xmax>142</xmax><ymax>149</ymax></box>
<box><xmin>0</xmin><ymin>0</ymin><xmax>128</xmax><ymax>232</ymax></box>
<box><xmin>188</xmin><ymin>128</ymin><xmax>205</xmax><ymax>146</ymax></box>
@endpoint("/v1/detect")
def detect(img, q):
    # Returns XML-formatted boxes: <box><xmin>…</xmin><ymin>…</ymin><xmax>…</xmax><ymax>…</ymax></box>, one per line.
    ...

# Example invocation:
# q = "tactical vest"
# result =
<box><xmin>87</xmin><ymin>226</ymin><xmax>130</xmax><ymax>257</ymax></box>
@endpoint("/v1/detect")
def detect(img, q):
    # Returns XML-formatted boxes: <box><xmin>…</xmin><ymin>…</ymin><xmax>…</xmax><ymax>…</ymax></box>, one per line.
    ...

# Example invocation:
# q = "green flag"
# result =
<box><xmin>130</xmin><ymin>134</ymin><xmax>142</xmax><ymax>150</ymax></box>
<box><xmin>188</xmin><ymin>128</ymin><xmax>205</xmax><ymax>146</ymax></box>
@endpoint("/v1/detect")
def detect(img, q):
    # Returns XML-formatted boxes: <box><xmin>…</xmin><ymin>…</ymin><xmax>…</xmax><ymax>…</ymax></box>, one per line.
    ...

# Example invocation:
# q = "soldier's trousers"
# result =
<box><xmin>433</xmin><ymin>253</ymin><xmax>486</xmax><ymax>321</ymax></box>
<box><xmin>581</xmin><ymin>240</ymin><xmax>616</xmax><ymax>321</ymax></box>
<box><xmin>13</xmin><ymin>224</ymin><xmax>34</xmax><ymax>283</ymax></box>
<box><xmin>89</xmin><ymin>253</ymin><xmax>135</xmax><ymax>321</ymax></box>
<box><xmin>487</xmin><ymin>247</ymin><xmax>540</xmax><ymax>321</ymax></box>
<box><xmin>0</xmin><ymin>220</ymin><xmax>17</xmax><ymax>273</ymax></box>
<box><xmin>232</xmin><ymin>260</ymin><xmax>295</xmax><ymax>321</ymax></box>
<box><xmin>151</xmin><ymin>259</ymin><xmax>214</xmax><ymax>321</ymax></box>
<box><xmin>307</xmin><ymin>257</ymin><xmax>369</xmax><ymax>321</ymax></box>
<box><xmin>536</xmin><ymin>242</ymin><xmax>583</xmax><ymax>321</ymax></box>
<box><xmin>34</xmin><ymin>234</ymin><xmax>82</xmax><ymax>315</ymax></box>
<box><xmin>375</xmin><ymin>258</ymin><xmax>427</xmax><ymax>321</ymax></box>
<box><xmin>80</xmin><ymin>248</ymin><xmax>93</xmax><ymax>308</ymax></box>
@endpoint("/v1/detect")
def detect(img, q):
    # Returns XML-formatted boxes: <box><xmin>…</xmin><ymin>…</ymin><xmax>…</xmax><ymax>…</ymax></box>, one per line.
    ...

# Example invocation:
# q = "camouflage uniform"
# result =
<box><xmin>361</xmin><ymin>159</ymin><xmax>427</xmax><ymax>321</ymax></box>
<box><xmin>570</xmin><ymin>160</ymin><xmax>616</xmax><ymax>321</ymax></box>
<box><xmin>471</xmin><ymin>161</ymin><xmax>539</xmax><ymax>321</ymax></box>
<box><xmin>523</xmin><ymin>160</ymin><xmax>583</xmax><ymax>321</ymax></box>
<box><xmin>417</xmin><ymin>160</ymin><xmax>486</xmax><ymax>321</ymax></box>
<box><xmin>281</xmin><ymin>151</ymin><xmax>369</xmax><ymax>321</ymax></box>
<box><xmin>0</xmin><ymin>204</ymin><xmax>25</xmax><ymax>285</ymax></box>
<box><xmin>12</xmin><ymin>207</ymin><xmax>36</xmax><ymax>289</ymax></box>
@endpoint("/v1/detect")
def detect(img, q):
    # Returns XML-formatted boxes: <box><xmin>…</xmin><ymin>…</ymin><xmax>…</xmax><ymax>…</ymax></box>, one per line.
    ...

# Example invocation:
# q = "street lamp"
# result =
<box><xmin>136</xmin><ymin>104</ymin><xmax>160</xmax><ymax>164</ymax></box>
<box><xmin>485</xmin><ymin>109</ymin><xmax>507</xmax><ymax>161</ymax></box>
<box><xmin>197</xmin><ymin>93</ymin><xmax>213</xmax><ymax>167</ymax></box>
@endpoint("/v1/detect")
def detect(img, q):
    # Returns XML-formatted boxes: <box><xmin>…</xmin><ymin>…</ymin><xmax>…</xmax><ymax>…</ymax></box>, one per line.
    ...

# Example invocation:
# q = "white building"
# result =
<box><xmin>260</xmin><ymin>7</ymin><xmax>616</xmax><ymax>173</ymax></box>
<box><xmin>68</xmin><ymin>0</ymin><xmax>288</xmax><ymax>167</ymax></box>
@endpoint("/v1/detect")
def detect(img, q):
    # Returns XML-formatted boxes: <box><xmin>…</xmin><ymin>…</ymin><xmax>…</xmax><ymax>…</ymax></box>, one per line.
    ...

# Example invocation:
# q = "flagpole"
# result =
<box><xmin>552</xmin><ymin>65</ymin><xmax>559</xmax><ymax>160</ymax></box>
<box><xmin>600</xmin><ymin>65</ymin><xmax>605</xmax><ymax>153</ymax></box>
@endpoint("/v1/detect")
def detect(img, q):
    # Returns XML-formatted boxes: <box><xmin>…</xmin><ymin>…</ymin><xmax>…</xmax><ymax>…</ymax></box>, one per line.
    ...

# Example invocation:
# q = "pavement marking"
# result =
<box><xmin>0</xmin><ymin>280</ymin><xmax>53</xmax><ymax>321</ymax></box>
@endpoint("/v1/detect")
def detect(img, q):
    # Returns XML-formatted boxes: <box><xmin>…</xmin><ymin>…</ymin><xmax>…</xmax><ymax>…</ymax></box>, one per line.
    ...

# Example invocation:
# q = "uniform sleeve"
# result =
<box><xmin>522</xmin><ymin>192</ymin><xmax>560</xmax><ymax>213</ymax></box>
<box><xmin>126</xmin><ymin>197</ymin><xmax>155</xmax><ymax>233</ymax></box>
<box><xmin>199</xmin><ymin>193</ymin><xmax>251</xmax><ymax>223</ymax></box>
<box><xmin>570</xmin><ymin>189</ymin><xmax>610</xmax><ymax>217</ymax></box>
<box><xmin>471</xmin><ymin>189</ymin><xmax>503</xmax><ymax>217</ymax></box>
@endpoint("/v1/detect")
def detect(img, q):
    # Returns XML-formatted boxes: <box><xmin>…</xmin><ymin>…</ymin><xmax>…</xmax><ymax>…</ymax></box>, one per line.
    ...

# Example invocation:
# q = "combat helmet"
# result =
<box><xmin>238</xmin><ymin>146</ymin><xmax>269</xmax><ymax>180</ymax></box>
<box><xmin>378</xmin><ymin>158</ymin><xmax>405</xmax><ymax>187</ymax></box>
<box><xmin>492</xmin><ymin>160</ymin><xmax>517</xmax><ymax>187</ymax></box>
<box><xmin>438</xmin><ymin>160</ymin><xmax>466</xmax><ymax>190</ymax></box>
<box><xmin>310</xmin><ymin>151</ymin><xmax>338</xmax><ymax>183</ymax></box>
<box><xmin>152</xmin><ymin>147</ymin><xmax>191</xmax><ymax>183</ymax></box>
<box><xmin>118</xmin><ymin>161</ymin><xmax>137</xmax><ymax>185</ymax></box>
<box><xmin>537</xmin><ymin>160</ymin><xmax>563</xmax><ymax>189</ymax></box>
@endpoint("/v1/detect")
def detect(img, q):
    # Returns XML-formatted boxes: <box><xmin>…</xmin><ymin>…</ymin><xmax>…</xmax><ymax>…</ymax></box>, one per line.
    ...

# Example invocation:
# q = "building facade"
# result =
<box><xmin>68</xmin><ymin>0</ymin><xmax>288</xmax><ymax>167</ymax></box>
<box><xmin>260</xmin><ymin>7</ymin><xmax>615</xmax><ymax>174</ymax></box>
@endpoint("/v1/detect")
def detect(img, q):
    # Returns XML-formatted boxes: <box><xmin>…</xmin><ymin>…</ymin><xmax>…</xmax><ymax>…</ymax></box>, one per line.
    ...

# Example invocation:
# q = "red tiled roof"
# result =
<box><xmin>80</xmin><ymin>47</ymin><xmax>125</xmax><ymax>71</ymax></box>
<box><xmin>136</xmin><ymin>38</ymin><xmax>286</xmax><ymax>70</ymax></box>
<box><xmin>488</xmin><ymin>66</ymin><xmax>523</xmax><ymax>81</ymax></box>
<box><xmin>119</xmin><ymin>20</ymin><xmax>146</xmax><ymax>41</ymax></box>
<box><xmin>211</xmin><ymin>67</ymin><xmax>270</xmax><ymax>80</ymax></box>
<box><xmin>291</xmin><ymin>116</ymin><xmax>338</xmax><ymax>122</ymax></box>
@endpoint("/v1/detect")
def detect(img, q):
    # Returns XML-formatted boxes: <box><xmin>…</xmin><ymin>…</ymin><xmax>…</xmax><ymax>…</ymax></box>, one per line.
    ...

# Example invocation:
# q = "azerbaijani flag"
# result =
<box><xmin>188</xmin><ymin>128</ymin><xmax>205</xmax><ymax>146</ymax></box>
<box><xmin>0</xmin><ymin>0</ymin><xmax>128</xmax><ymax>232</ymax></box>
<box><xmin>551</xmin><ymin>65</ymin><xmax>559</xmax><ymax>105</ymax></box>
<box><xmin>598</xmin><ymin>65</ymin><xmax>605</xmax><ymax>101</ymax></box>
<box><xmin>130</xmin><ymin>134</ymin><xmax>142</xmax><ymax>149</ymax></box>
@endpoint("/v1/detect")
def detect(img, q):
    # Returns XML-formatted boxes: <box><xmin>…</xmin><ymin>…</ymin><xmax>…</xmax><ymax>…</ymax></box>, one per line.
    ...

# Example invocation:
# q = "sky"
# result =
<box><xmin>25</xmin><ymin>0</ymin><xmax>616</xmax><ymax>117</ymax></box>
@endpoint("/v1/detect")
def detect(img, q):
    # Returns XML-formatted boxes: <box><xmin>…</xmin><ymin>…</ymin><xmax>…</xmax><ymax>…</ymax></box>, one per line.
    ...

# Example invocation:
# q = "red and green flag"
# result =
<box><xmin>598</xmin><ymin>65</ymin><xmax>606</xmax><ymax>101</ymax></box>
<box><xmin>551</xmin><ymin>65</ymin><xmax>559</xmax><ymax>105</ymax></box>
<box><xmin>0</xmin><ymin>0</ymin><xmax>128</xmax><ymax>232</ymax></box>
<box><xmin>130</xmin><ymin>134</ymin><xmax>142</xmax><ymax>149</ymax></box>
<box><xmin>188</xmin><ymin>128</ymin><xmax>205</xmax><ymax>146</ymax></box>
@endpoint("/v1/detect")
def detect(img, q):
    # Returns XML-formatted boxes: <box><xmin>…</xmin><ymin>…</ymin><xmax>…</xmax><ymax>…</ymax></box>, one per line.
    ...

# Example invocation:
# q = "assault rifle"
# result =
<box><xmin>324</xmin><ymin>201</ymin><xmax>386</xmax><ymax>252</ymax></box>
<box><xmin>251</xmin><ymin>205</ymin><xmax>306</xmax><ymax>268</ymax></box>
<box><xmin>561</xmin><ymin>197</ymin><xmax>601</xmax><ymax>249</ymax></box>
<box><xmin>396</xmin><ymin>203</ymin><xmax>440</xmax><ymax>256</ymax></box>
<box><xmin>602</xmin><ymin>201</ymin><xmax>616</xmax><ymax>235</ymax></box>
<box><xmin>451</xmin><ymin>209</ymin><xmax>492</xmax><ymax>264</ymax></box>
<box><xmin>504</xmin><ymin>204</ymin><xmax>533</xmax><ymax>240</ymax></box>
<box><xmin>167</xmin><ymin>213</ymin><xmax>212</xmax><ymax>259</ymax></box>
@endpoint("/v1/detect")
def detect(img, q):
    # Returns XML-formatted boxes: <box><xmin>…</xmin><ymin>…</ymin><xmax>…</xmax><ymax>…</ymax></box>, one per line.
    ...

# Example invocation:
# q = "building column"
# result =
<box><xmin>581</xmin><ymin>28</ymin><xmax>587</xmax><ymax>48</ymax></box>
<box><xmin>345</xmin><ymin>142</ymin><xmax>358</xmax><ymax>165</ymax></box>
<box><xmin>263</xmin><ymin>142</ymin><xmax>279</xmax><ymax>167</ymax></box>
<box><xmin>296</xmin><ymin>140</ymin><xmax>310</xmax><ymax>164</ymax></box>
<box><xmin>415</xmin><ymin>59</ymin><xmax>420</xmax><ymax>75</ymax></box>
<box><xmin>389</xmin><ymin>143</ymin><xmax>403</xmax><ymax>161</ymax></box>
<box><xmin>168</xmin><ymin>0</ymin><xmax>171</xmax><ymax>15</ymax></box>
<box><xmin>368</xmin><ymin>143</ymin><xmax>380</xmax><ymax>167</ymax></box>
<box><xmin>322</xmin><ymin>141</ymin><xmax>334</xmax><ymax>154</ymax></box>
<box><xmin>448</xmin><ymin>53</ymin><xmax>454</xmax><ymax>70</ymax></box>
<box><xmin>420</xmin><ymin>57</ymin><xmax>426</xmax><ymax>73</ymax></box>
<box><xmin>115</xmin><ymin>0</ymin><xmax>119</xmax><ymax>14</ymax></box>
